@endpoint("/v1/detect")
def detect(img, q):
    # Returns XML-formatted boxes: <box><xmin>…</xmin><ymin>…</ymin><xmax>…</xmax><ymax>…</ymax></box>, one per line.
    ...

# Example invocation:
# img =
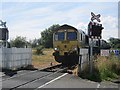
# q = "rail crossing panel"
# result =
<box><xmin>0</xmin><ymin>48</ymin><xmax>32</xmax><ymax>70</ymax></box>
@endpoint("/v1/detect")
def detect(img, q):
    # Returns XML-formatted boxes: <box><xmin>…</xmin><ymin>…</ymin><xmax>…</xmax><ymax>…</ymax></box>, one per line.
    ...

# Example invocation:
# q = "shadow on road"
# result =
<box><xmin>2</xmin><ymin>65</ymin><xmax>38</xmax><ymax>77</ymax></box>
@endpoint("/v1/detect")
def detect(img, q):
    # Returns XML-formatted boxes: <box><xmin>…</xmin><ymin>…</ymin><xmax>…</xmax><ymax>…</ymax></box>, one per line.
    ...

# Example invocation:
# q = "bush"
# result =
<box><xmin>97</xmin><ymin>56</ymin><xmax>120</xmax><ymax>80</ymax></box>
<box><xmin>79</xmin><ymin>55</ymin><xmax>120</xmax><ymax>82</ymax></box>
<box><xmin>35</xmin><ymin>46</ymin><xmax>44</xmax><ymax>55</ymax></box>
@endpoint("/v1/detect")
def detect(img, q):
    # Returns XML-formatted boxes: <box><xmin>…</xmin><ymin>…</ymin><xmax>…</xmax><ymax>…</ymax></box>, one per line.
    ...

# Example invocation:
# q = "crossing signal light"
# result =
<box><xmin>92</xmin><ymin>23</ymin><xmax>103</xmax><ymax>36</ymax></box>
<box><xmin>0</xmin><ymin>28</ymin><xmax>9</xmax><ymax>40</ymax></box>
<box><xmin>88</xmin><ymin>22</ymin><xmax>104</xmax><ymax>38</ymax></box>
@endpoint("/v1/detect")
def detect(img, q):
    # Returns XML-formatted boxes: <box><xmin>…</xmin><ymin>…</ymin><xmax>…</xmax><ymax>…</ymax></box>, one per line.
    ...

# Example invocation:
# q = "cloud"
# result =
<box><xmin>8</xmin><ymin>19</ymin><xmax>44</xmax><ymax>41</ymax></box>
<box><xmin>101</xmin><ymin>16</ymin><xmax>118</xmax><ymax>41</ymax></box>
<box><xmin>3</xmin><ymin>3</ymin><xmax>90</xmax><ymax>41</ymax></box>
<box><xmin>2</xmin><ymin>2</ymin><xmax>118</xmax><ymax>41</ymax></box>
<box><xmin>75</xmin><ymin>16</ymin><xmax>118</xmax><ymax>41</ymax></box>
<box><xmin>76</xmin><ymin>22</ymin><xmax>88</xmax><ymax>33</ymax></box>
<box><xmin>9</xmin><ymin>30</ymin><xmax>41</xmax><ymax>41</ymax></box>
<box><xmin>2</xmin><ymin>0</ymin><xmax>120</xmax><ymax>2</ymax></box>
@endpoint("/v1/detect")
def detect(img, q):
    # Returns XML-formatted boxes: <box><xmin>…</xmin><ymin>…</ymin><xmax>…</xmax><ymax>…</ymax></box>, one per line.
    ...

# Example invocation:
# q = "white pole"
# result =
<box><xmin>5</xmin><ymin>40</ymin><xmax>7</xmax><ymax>48</ymax></box>
<box><xmin>5</xmin><ymin>30</ymin><xmax>8</xmax><ymax>48</ymax></box>
<box><xmin>90</xmin><ymin>38</ymin><xmax>93</xmax><ymax>73</ymax></box>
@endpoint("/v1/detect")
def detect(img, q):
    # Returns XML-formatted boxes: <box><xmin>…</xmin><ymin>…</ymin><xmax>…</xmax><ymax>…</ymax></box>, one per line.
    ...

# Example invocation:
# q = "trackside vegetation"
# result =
<box><xmin>35</xmin><ymin>46</ymin><xmax>44</xmax><ymax>55</ymax></box>
<box><xmin>32</xmin><ymin>48</ymin><xmax>59</xmax><ymax>69</ymax></box>
<box><xmin>77</xmin><ymin>55</ymin><xmax>120</xmax><ymax>82</ymax></box>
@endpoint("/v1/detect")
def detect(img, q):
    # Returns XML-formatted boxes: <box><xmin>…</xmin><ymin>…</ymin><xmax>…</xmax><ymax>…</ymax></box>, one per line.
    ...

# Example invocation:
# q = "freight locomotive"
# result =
<box><xmin>52</xmin><ymin>24</ymin><xmax>89</xmax><ymax>65</ymax></box>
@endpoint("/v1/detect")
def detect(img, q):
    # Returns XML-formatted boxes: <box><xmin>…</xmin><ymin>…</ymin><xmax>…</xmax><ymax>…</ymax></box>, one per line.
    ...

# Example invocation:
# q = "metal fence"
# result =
<box><xmin>0</xmin><ymin>48</ymin><xmax>32</xmax><ymax>70</ymax></box>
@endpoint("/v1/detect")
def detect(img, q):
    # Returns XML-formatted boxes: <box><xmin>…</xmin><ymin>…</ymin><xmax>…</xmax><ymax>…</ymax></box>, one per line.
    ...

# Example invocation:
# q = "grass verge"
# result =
<box><xmin>32</xmin><ymin>48</ymin><xmax>59</xmax><ymax>69</ymax></box>
<box><xmin>77</xmin><ymin>55</ymin><xmax>120</xmax><ymax>82</ymax></box>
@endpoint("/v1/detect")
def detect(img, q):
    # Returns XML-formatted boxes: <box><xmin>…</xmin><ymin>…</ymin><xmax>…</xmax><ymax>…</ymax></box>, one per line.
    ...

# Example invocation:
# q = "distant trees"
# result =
<box><xmin>10</xmin><ymin>36</ymin><xmax>28</xmax><ymax>48</ymax></box>
<box><xmin>10</xmin><ymin>25</ymin><xmax>120</xmax><ymax>50</ymax></box>
<box><xmin>40</xmin><ymin>24</ymin><xmax>60</xmax><ymax>48</ymax></box>
<box><xmin>100</xmin><ymin>40</ymin><xmax>111</xmax><ymax>49</ymax></box>
<box><xmin>30</xmin><ymin>38</ymin><xmax>42</xmax><ymax>48</ymax></box>
<box><xmin>9</xmin><ymin>24</ymin><xmax>60</xmax><ymax>48</ymax></box>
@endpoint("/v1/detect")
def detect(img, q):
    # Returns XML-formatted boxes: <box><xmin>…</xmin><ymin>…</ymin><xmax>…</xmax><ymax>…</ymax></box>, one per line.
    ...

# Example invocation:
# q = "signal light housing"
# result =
<box><xmin>88</xmin><ymin>21</ymin><xmax>104</xmax><ymax>38</ymax></box>
<box><xmin>0</xmin><ymin>28</ymin><xmax>9</xmax><ymax>40</ymax></box>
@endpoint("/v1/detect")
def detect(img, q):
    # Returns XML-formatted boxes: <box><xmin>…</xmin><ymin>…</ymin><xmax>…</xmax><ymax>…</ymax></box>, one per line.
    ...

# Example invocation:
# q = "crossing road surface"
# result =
<box><xmin>40</xmin><ymin>74</ymin><xmax>119</xmax><ymax>88</ymax></box>
<box><xmin>1</xmin><ymin>70</ymin><xmax>119</xmax><ymax>89</ymax></box>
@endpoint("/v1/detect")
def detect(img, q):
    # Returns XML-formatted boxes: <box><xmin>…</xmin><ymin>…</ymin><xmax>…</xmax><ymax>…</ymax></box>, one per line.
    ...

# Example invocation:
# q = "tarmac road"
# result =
<box><xmin>1</xmin><ymin>70</ymin><xmax>120</xmax><ymax>89</ymax></box>
<box><xmin>41</xmin><ymin>74</ymin><xmax>119</xmax><ymax>89</ymax></box>
<box><xmin>2</xmin><ymin>71</ymin><xmax>53</xmax><ymax>89</ymax></box>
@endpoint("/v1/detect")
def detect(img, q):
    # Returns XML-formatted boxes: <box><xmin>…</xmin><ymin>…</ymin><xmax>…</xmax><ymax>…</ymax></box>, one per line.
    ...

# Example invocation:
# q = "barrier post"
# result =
<box><xmin>90</xmin><ymin>38</ymin><xmax>93</xmax><ymax>74</ymax></box>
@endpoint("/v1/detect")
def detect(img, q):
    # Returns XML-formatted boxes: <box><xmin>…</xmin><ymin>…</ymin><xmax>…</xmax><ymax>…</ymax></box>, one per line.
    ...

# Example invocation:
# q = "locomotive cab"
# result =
<box><xmin>53</xmin><ymin>24</ymin><xmax>88</xmax><ymax>65</ymax></box>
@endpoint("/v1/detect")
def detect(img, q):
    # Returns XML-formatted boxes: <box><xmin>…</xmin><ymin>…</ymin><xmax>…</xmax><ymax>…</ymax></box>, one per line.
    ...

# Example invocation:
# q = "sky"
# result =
<box><xmin>1</xmin><ymin>0</ymin><xmax>119</xmax><ymax>41</ymax></box>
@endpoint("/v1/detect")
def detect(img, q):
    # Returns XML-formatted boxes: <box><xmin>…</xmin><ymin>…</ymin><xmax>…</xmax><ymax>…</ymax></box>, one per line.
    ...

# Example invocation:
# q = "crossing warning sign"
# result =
<box><xmin>91</xmin><ymin>12</ymin><xmax>101</xmax><ymax>22</ymax></box>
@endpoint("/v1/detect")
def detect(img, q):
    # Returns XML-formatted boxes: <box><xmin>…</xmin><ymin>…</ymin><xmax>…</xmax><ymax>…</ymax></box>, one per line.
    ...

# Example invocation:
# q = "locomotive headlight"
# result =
<box><xmin>54</xmin><ymin>47</ymin><xmax>59</xmax><ymax>51</ymax></box>
<box><xmin>72</xmin><ymin>46</ymin><xmax>77</xmax><ymax>51</ymax></box>
<box><xmin>74</xmin><ymin>47</ymin><xmax>77</xmax><ymax>51</ymax></box>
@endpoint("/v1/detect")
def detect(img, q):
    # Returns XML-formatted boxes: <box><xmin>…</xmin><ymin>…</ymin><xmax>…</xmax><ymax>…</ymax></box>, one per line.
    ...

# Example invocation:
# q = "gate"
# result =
<box><xmin>78</xmin><ymin>48</ymin><xmax>89</xmax><ymax>73</ymax></box>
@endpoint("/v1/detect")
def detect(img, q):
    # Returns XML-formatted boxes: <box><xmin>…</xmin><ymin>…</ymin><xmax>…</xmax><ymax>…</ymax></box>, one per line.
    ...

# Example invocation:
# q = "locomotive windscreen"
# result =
<box><xmin>67</xmin><ymin>32</ymin><xmax>77</xmax><ymax>40</ymax></box>
<box><xmin>54</xmin><ymin>32</ymin><xmax>64</xmax><ymax>41</ymax></box>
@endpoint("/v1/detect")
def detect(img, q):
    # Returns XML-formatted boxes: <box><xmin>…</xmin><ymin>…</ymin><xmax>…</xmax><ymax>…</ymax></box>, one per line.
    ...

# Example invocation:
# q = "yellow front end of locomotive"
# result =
<box><xmin>53</xmin><ymin>28</ymin><xmax>81</xmax><ymax>56</ymax></box>
<box><xmin>52</xmin><ymin>24</ymin><xmax>89</xmax><ymax>64</ymax></box>
<box><xmin>53</xmin><ymin>40</ymin><xmax>79</xmax><ymax>56</ymax></box>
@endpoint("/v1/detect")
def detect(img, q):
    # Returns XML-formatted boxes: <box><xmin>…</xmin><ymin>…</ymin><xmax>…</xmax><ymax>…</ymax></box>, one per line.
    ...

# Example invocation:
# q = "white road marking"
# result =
<box><xmin>38</xmin><ymin>73</ymin><xmax>68</xmax><ymax>88</ymax></box>
<box><xmin>97</xmin><ymin>83</ymin><xmax>100</xmax><ymax>88</ymax></box>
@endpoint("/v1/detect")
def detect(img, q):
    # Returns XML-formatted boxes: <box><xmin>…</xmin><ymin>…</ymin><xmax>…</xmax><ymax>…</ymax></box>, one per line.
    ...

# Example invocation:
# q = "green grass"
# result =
<box><xmin>79</xmin><ymin>55</ymin><xmax>120</xmax><ymax>82</ymax></box>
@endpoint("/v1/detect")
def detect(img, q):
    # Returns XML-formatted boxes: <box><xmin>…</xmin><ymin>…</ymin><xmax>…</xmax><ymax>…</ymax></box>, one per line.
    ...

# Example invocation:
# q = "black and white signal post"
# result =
<box><xmin>0</xmin><ymin>20</ymin><xmax>9</xmax><ymax>48</ymax></box>
<box><xmin>88</xmin><ymin>12</ymin><xmax>104</xmax><ymax>73</ymax></box>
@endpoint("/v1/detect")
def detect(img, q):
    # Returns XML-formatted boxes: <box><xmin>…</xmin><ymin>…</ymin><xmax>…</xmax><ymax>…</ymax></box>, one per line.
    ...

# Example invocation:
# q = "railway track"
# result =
<box><xmin>1</xmin><ymin>64</ymin><xmax>62</xmax><ymax>82</ymax></box>
<box><xmin>2</xmin><ymin>64</ymin><xmax>71</xmax><ymax>90</ymax></box>
<box><xmin>1</xmin><ymin>70</ymin><xmax>35</xmax><ymax>82</ymax></box>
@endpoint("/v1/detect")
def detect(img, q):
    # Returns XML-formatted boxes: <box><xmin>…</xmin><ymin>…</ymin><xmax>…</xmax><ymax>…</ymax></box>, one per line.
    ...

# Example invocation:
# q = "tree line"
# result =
<box><xmin>9</xmin><ymin>24</ymin><xmax>60</xmax><ymax>48</ymax></box>
<box><xmin>8</xmin><ymin>24</ymin><xmax>120</xmax><ymax>49</ymax></box>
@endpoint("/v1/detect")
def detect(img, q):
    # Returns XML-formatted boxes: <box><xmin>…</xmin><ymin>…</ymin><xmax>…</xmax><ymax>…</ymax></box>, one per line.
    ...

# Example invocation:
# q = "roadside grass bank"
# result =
<box><xmin>32</xmin><ymin>48</ymin><xmax>59</xmax><ymax>69</ymax></box>
<box><xmin>73</xmin><ymin>55</ymin><xmax>120</xmax><ymax>82</ymax></box>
